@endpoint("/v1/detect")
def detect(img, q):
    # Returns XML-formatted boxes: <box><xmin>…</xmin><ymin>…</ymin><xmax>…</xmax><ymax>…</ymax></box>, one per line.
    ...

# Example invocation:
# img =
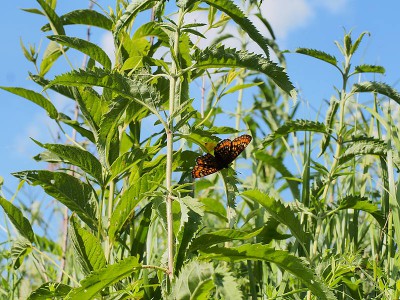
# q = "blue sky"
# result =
<box><xmin>1</xmin><ymin>0</ymin><xmax>400</xmax><ymax>197</ymax></box>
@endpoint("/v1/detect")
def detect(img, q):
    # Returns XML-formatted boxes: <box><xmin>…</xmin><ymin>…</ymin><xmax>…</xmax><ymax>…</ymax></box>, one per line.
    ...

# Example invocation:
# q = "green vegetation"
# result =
<box><xmin>1</xmin><ymin>0</ymin><xmax>399</xmax><ymax>299</ymax></box>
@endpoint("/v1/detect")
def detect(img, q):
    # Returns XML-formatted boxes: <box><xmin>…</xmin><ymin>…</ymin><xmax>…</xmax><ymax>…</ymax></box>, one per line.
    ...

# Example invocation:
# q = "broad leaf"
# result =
<box><xmin>12</xmin><ymin>170</ymin><xmax>98</xmax><ymax>229</ymax></box>
<box><xmin>70</xmin><ymin>217</ymin><xmax>107</xmax><ymax>276</ymax></box>
<box><xmin>11</xmin><ymin>237</ymin><xmax>32</xmax><ymax>269</ymax></box>
<box><xmin>65</xmin><ymin>256</ymin><xmax>141</xmax><ymax>300</ymax></box>
<box><xmin>33</xmin><ymin>140</ymin><xmax>103</xmax><ymax>185</ymax></box>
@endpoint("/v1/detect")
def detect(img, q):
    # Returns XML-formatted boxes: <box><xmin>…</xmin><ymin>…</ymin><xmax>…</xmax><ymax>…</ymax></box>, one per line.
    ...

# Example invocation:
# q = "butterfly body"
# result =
<box><xmin>191</xmin><ymin>134</ymin><xmax>252</xmax><ymax>178</ymax></box>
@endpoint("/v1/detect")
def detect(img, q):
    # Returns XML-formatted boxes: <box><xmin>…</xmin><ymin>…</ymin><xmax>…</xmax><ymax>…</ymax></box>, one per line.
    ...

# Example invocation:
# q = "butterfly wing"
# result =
<box><xmin>191</xmin><ymin>153</ymin><xmax>221</xmax><ymax>178</ymax></box>
<box><xmin>214</xmin><ymin>135</ymin><xmax>252</xmax><ymax>166</ymax></box>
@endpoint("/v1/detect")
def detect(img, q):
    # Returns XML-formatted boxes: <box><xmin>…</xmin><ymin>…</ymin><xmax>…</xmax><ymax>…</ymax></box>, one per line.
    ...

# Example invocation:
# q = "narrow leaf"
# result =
<box><xmin>0</xmin><ymin>197</ymin><xmax>35</xmax><ymax>242</ymax></box>
<box><xmin>295</xmin><ymin>48</ymin><xmax>338</xmax><ymax>67</ymax></box>
<box><xmin>48</xmin><ymin>35</ymin><xmax>112</xmax><ymax>69</ymax></box>
<box><xmin>0</xmin><ymin>87</ymin><xmax>58</xmax><ymax>119</ymax></box>
<box><xmin>352</xmin><ymin>81</ymin><xmax>400</xmax><ymax>105</ymax></box>
<box><xmin>28</xmin><ymin>282</ymin><xmax>72</xmax><ymax>300</ymax></box>
<box><xmin>263</xmin><ymin>120</ymin><xmax>326</xmax><ymax>147</ymax></box>
<box><xmin>242</xmin><ymin>190</ymin><xmax>311</xmax><ymax>246</ymax></box>
<box><xmin>66</xmin><ymin>256</ymin><xmax>141</xmax><ymax>300</ymax></box>
<box><xmin>36</xmin><ymin>0</ymin><xmax>65</xmax><ymax>35</ymax></box>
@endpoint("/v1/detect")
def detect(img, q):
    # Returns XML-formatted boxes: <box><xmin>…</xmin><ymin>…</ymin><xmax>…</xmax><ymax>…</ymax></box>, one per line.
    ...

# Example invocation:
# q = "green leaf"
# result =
<box><xmin>242</xmin><ymin>190</ymin><xmax>311</xmax><ymax>246</ymax></box>
<box><xmin>109</xmin><ymin>172</ymin><xmax>162</xmax><ymax>241</ymax></box>
<box><xmin>338</xmin><ymin>137</ymin><xmax>387</xmax><ymax>165</ymax></box>
<box><xmin>28</xmin><ymin>282</ymin><xmax>72</xmax><ymax>300</ymax></box>
<box><xmin>203</xmin><ymin>0</ymin><xmax>270</xmax><ymax>57</ymax></box>
<box><xmin>190</xmin><ymin>227</ymin><xmax>264</xmax><ymax>252</ymax></box>
<box><xmin>254</xmin><ymin>151</ymin><xmax>300</xmax><ymax>200</ymax></box>
<box><xmin>65</xmin><ymin>256</ymin><xmax>141</xmax><ymax>300</ymax></box>
<box><xmin>0</xmin><ymin>87</ymin><xmax>58</xmax><ymax>119</ymax></box>
<box><xmin>353</xmin><ymin>64</ymin><xmax>385</xmax><ymax>75</ymax></box>
<box><xmin>132</xmin><ymin>21</ymin><xmax>169</xmax><ymax>44</ymax></box>
<box><xmin>70</xmin><ymin>217</ymin><xmax>107</xmax><ymax>276</ymax></box>
<box><xmin>39</xmin><ymin>40</ymin><xmax>65</xmax><ymax>76</ymax></box>
<box><xmin>58</xmin><ymin>113</ymin><xmax>96</xmax><ymax>143</ymax></box>
<box><xmin>36</xmin><ymin>0</ymin><xmax>65</xmax><ymax>35</ymax></box>
<box><xmin>12</xmin><ymin>170</ymin><xmax>98</xmax><ymax>229</ymax></box>
<box><xmin>11</xmin><ymin>237</ymin><xmax>32</xmax><ymax>269</ymax></box>
<box><xmin>108</xmin><ymin>149</ymin><xmax>144</xmax><ymax>183</ymax></box>
<box><xmin>48</xmin><ymin>35</ymin><xmax>112</xmax><ymax>70</ymax></box>
<box><xmin>0</xmin><ymin>197</ymin><xmax>35</xmax><ymax>242</ymax></box>
<box><xmin>35</xmin><ymin>235</ymin><xmax>62</xmax><ymax>256</ymax></box>
<box><xmin>200</xmin><ymin>244</ymin><xmax>336</xmax><ymax>300</ymax></box>
<box><xmin>352</xmin><ymin>81</ymin><xmax>400</xmax><ymax>105</ymax></box>
<box><xmin>338</xmin><ymin>195</ymin><xmax>385</xmax><ymax>227</ymax></box>
<box><xmin>295</xmin><ymin>48</ymin><xmax>338</xmax><ymax>67</ymax></box>
<box><xmin>194</xmin><ymin>46</ymin><xmax>295</xmax><ymax>98</ymax></box>
<box><xmin>114</xmin><ymin>0</ymin><xmax>157</xmax><ymax>38</ymax></box>
<box><xmin>262</xmin><ymin>120</ymin><xmax>326</xmax><ymax>147</ymax></box>
<box><xmin>41</xmin><ymin>9</ymin><xmax>113</xmax><ymax>32</ymax></box>
<box><xmin>174</xmin><ymin>261</ymin><xmax>215</xmax><ymax>300</ymax></box>
<box><xmin>350</xmin><ymin>31</ymin><xmax>369</xmax><ymax>55</ymax></box>
<box><xmin>47</xmin><ymin>68</ymin><xmax>160</xmax><ymax>114</ymax></box>
<box><xmin>221</xmin><ymin>82</ymin><xmax>263</xmax><ymax>97</ymax></box>
<box><xmin>319</xmin><ymin>98</ymin><xmax>339</xmax><ymax>156</ymax></box>
<box><xmin>33</xmin><ymin>140</ymin><xmax>103</xmax><ymax>185</ymax></box>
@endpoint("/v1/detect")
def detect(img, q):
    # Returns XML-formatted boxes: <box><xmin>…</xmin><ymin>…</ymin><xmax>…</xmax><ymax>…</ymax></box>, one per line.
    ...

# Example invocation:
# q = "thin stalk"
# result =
<box><xmin>105</xmin><ymin>179</ymin><xmax>115</xmax><ymax>262</ymax></box>
<box><xmin>165</xmin><ymin>8</ymin><xmax>184</xmax><ymax>280</ymax></box>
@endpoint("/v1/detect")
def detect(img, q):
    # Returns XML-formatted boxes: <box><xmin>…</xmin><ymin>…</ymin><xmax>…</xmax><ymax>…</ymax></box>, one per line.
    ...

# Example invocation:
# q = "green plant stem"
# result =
<box><xmin>105</xmin><ymin>179</ymin><xmax>115</xmax><ymax>262</ymax></box>
<box><xmin>165</xmin><ymin>7</ymin><xmax>184</xmax><ymax>280</ymax></box>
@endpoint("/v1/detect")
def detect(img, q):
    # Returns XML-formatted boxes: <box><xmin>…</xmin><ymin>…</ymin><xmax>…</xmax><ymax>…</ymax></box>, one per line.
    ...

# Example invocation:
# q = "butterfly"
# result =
<box><xmin>191</xmin><ymin>134</ymin><xmax>252</xmax><ymax>178</ymax></box>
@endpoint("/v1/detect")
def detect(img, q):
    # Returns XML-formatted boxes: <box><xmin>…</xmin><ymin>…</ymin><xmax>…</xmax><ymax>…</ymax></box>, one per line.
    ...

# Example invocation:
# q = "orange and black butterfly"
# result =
<box><xmin>191</xmin><ymin>134</ymin><xmax>252</xmax><ymax>178</ymax></box>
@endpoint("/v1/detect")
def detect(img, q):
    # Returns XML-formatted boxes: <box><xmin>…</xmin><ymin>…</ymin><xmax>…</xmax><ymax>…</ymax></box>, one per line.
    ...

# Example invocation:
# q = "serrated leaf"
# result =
<box><xmin>262</xmin><ymin>120</ymin><xmax>326</xmax><ymax>147</ymax></box>
<box><xmin>41</xmin><ymin>9</ymin><xmax>113</xmax><ymax>32</ymax></box>
<box><xmin>47</xmin><ymin>68</ymin><xmax>160</xmax><ymax>113</ymax></box>
<box><xmin>12</xmin><ymin>170</ymin><xmax>98</xmax><ymax>229</ymax></box>
<box><xmin>33</xmin><ymin>141</ymin><xmax>103</xmax><ymax>184</ymax></box>
<box><xmin>29</xmin><ymin>74</ymin><xmax>76</xmax><ymax>100</ymax></box>
<box><xmin>350</xmin><ymin>31</ymin><xmax>369</xmax><ymax>55</ymax></box>
<box><xmin>203</xmin><ymin>0</ymin><xmax>269</xmax><ymax>57</ymax></box>
<box><xmin>338</xmin><ymin>195</ymin><xmax>385</xmax><ymax>227</ymax></box>
<box><xmin>338</xmin><ymin>137</ymin><xmax>387</xmax><ymax>165</ymax></box>
<box><xmin>174</xmin><ymin>261</ymin><xmax>215</xmax><ymax>300</ymax></box>
<box><xmin>352</xmin><ymin>81</ymin><xmax>400</xmax><ymax>105</ymax></box>
<box><xmin>65</xmin><ymin>256</ymin><xmax>141</xmax><ymax>300</ymax></box>
<box><xmin>0</xmin><ymin>197</ymin><xmax>35</xmax><ymax>242</ymax></box>
<box><xmin>70</xmin><ymin>217</ymin><xmax>107</xmax><ymax>276</ymax></box>
<box><xmin>0</xmin><ymin>87</ymin><xmax>58</xmax><ymax>119</ymax></box>
<box><xmin>194</xmin><ymin>46</ymin><xmax>295</xmax><ymax>98</ymax></box>
<box><xmin>36</xmin><ymin>0</ymin><xmax>65</xmax><ymax>35</ymax></box>
<box><xmin>200</xmin><ymin>244</ymin><xmax>336</xmax><ymax>300</ymax></box>
<box><xmin>28</xmin><ymin>282</ymin><xmax>72</xmax><ymax>300</ymax></box>
<box><xmin>48</xmin><ymin>35</ymin><xmax>112</xmax><ymax>70</ymax></box>
<box><xmin>353</xmin><ymin>64</ymin><xmax>385</xmax><ymax>75</ymax></box>
<box><xmin>242</xmin><ymin>190</ymin><xmax>311</xmax><ymax>246</ymax></box>
<box><xmin>295</xmin><ymin>48</ymin><xmax>338</xmax><ymax>67</ymax></box>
